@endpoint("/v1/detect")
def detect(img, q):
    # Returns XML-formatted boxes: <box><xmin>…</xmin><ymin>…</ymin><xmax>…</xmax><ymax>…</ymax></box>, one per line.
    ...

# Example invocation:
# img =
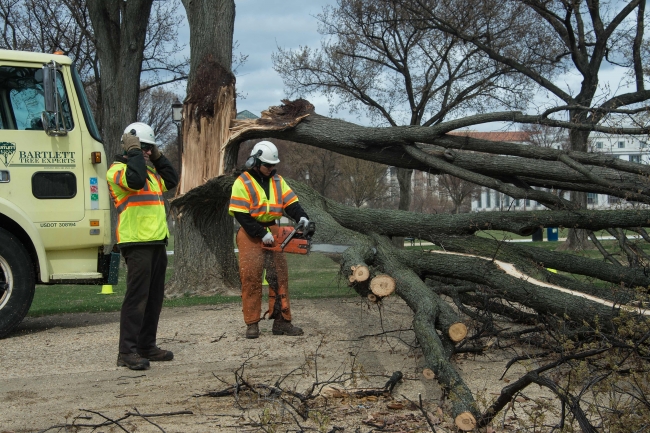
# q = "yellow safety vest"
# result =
<box><xmin>229</xmin><ymin>172</ymin><xmax>298</xmax><ymax>223</ymax></box>
<box><xmin>106</xmin><ymin>162</ymin><xmax>169</xmax><ymax>244</ymax></box>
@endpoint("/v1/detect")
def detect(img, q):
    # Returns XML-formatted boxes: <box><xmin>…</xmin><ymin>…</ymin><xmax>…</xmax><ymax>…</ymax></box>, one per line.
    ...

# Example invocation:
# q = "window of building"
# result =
<box><xmin>587</xmin><ymin>193</ymin><xmax>598</xmax><ymax>205</ymax></box>
<box><xmin>485</xmin><ymin>192</ymin><xmax>491</xmax><ymax>208</ymax></box>
<box><xmin>525</xmin><ymin>199</ymin><xmax>531</xmax><ymax>207</ymax></box>
<box><xmin>596</xmin><ymin>141</ymin><xmax>603</xmax><ymax>149</ymax></box>
<box><xmin>477</xmin><ymin>194</ymin><xmax>482</xmax><ymax>208</ymax></box>
<box><xmin>505</xmin><ymin>196</ymin><xmax>510</xmax><ymax>207</ymax></box>
<box><xmin>630</xmin><ymin>154</ymin><xmax>641</xmax><ymax>163</ymax></box>
<box><xmin>609</xmin><ymin>195</ymin><xmax>621</xmax><ymax>204</ymax></box>
<box><xmin>515</xmin><ymin>199</ymin><xmax>520</xmax><ymax>207</ymax></box>
<box><xmin>618</xmin><ymin>141</ymin><xmax>625</xmax><ymax>148</ymax></box>
<box><xmin>495</xmin><ymin>194</ymin><xmax>501</xmax><ymax>208</ymax></box>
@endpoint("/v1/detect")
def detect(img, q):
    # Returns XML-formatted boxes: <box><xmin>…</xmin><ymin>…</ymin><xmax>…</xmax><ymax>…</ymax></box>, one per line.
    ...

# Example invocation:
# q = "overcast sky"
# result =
<box><xmin>173</xmin><ymin>1</ymin><xmax>339</xmax><ymax>121</ymax></box>
<box><xmin>173</xmin><ymin>0</ymin><xmax>635</xmax><ymax>131</ymax></box>
<box><xmin>232</xmin><ymin>0</ymin><xmax>335</xmax><ymax>119</ymax></box>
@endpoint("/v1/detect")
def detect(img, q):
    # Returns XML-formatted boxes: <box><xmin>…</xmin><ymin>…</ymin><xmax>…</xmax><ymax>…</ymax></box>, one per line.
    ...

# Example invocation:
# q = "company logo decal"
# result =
<box><xmin>18</xmin><ymin>150</ymin><xmax>76</xmax><ymax>165</ymax></box>
<box><xmin>0</xmin><ymin>142</ymin><xmax>16</xmax><ymax>168</ymax></box>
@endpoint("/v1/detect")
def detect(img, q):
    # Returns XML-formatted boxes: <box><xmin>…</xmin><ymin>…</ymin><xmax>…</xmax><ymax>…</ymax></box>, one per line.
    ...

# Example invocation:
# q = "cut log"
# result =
<box><xmin>370</xmin><ymin>274</ymin><xmax>395</xmax><ymax>297</ymax></box>
<box><xmin>367</xmin><ymin>293</ymin><xmax>378</xmax><ymax>303</ymax></box>
<box><xmin>422</xmin><ymin>368</ymin><xmax>435</xmax><ymax>379</ymax></box>
<box><xmin>349</xmin><ymin>265</ymin><xmax>370</xmax><ymax>283</ymax></box>
<box><xmin>448</xmin><ymin>323</ymin><xmax>468</xmax><ymax>343</ymax></box>
<box><xmin>455</xmin><ymin>412</ymin><xmax>477</xmax><ymax>431</ymax></box>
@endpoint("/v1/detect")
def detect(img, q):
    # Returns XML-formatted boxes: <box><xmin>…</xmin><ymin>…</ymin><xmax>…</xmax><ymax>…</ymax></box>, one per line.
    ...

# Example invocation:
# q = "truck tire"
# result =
<box><xmin>0</xmin><ymin>228</ymin><xmax>35</xmax><ymax>338</ymax></box>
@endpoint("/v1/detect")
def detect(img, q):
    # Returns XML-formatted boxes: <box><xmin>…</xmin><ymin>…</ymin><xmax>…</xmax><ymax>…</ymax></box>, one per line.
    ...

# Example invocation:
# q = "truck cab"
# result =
<box><xmin>0</xmin><ymin>50</ymin><xmax>118</xmax><ymax>337</ymax></box>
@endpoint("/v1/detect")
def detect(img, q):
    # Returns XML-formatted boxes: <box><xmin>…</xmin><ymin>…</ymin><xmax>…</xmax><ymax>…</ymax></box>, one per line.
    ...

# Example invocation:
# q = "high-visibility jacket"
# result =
<box><xmin>107</xmin><ymin>162</ymin><xmax>169</xmax><ymax>244</ymax></box>
<box><xmin>229</xmin><ymin>171</ymin><xmax>298</xmax><ymax>223</ymax></box>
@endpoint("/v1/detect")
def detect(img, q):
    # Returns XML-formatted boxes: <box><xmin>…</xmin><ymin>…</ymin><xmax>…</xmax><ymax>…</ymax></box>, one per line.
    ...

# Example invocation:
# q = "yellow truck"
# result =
<box><xmin>0</xmin><ymin>50</ymin><xmax>119</xmax><ymax>338</ymax></box>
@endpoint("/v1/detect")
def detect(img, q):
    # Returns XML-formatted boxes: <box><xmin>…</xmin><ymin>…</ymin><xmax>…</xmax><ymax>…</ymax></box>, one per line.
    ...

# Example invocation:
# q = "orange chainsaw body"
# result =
<box><xmin>262</xmin><ymin>226</ymin><xmax>311</xmax><ymax>254</ymax></box>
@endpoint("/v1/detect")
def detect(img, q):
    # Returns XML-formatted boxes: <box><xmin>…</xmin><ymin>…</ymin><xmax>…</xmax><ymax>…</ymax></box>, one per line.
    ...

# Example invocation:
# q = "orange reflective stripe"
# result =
<box><xmin>272</xmin><ymin>175</ymin><xmax>282</xmax><ymax>204</ymax></box>
<box><xmin>116</xmin><ymin>193</ymin><xmax>161</xmax><ymax>214</ymax></box>
<box><xmin>241</xmin><ymin>172</ymin><xmax>260</xmax><ymax>208</ymax></box>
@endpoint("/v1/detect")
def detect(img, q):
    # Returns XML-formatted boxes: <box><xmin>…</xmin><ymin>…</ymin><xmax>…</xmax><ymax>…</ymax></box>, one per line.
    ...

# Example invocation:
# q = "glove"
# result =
<box><xmin>299</xmin><ymin>217</ymin><xmax>309</xmax><ymax>228</ymax></box>
<box><xmin>150</xmin><ymin>145</ymin><xmax>161</xmax><ymax>161</ymax></box>
<box><xmin>262</xmin><ymin>232</ymin><xmax>275</xmax><ymax>245</ymax></box>
<box><xmin>121</xmin><ymin>133</ymin><xmax>140</xmax><ymax>153</ymax></box>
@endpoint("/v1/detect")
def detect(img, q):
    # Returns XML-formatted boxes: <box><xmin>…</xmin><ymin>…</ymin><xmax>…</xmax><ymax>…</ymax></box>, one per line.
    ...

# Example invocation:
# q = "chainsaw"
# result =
<box><xmin>262</xmin><ymin>221</ymin><xmax>316</xmax><ymax>254</ymax></box>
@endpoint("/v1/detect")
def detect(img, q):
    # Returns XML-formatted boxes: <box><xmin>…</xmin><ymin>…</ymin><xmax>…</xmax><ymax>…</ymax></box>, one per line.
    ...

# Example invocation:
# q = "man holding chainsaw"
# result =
<box><xmin>229</xmin><ymin>141</ymin><xmax>311</xmax><ymax>339</ymax></box>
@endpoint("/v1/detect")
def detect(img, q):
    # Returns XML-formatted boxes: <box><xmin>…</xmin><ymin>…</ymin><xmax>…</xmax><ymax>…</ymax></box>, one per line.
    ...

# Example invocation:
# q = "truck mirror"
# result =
<box><xmin>41</xmin><ymin>61</ymin><xmax>68</xmax><ymax>137</ymax></box>
<box><xmin>42</xmin><ymin>65</ymin><xmax>56</xmax><ymax>113</ymax></box>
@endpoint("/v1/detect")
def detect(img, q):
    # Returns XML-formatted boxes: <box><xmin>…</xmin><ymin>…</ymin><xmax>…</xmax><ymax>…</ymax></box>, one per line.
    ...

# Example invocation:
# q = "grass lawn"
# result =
<box><xmin>28</xmin><ymin>248</ymin><xmax>351</xmax><ymax>317</ymax></box>
<box><xmin>29</xmin><ymin>229</ymin><xmax>646</xmax><ymax>317</ymax></box>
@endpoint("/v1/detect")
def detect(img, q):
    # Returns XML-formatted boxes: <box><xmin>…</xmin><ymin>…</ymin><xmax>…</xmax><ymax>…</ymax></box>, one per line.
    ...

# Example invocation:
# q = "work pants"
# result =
<box><xmin>236</xmin><ymin>226</ymin><xmax>291</xmax><ymax>325</ymax></box>
<box><xmin>119</xmin><ymin>244</ymin><xmax>168</xmax><ymax>354</ymax></box>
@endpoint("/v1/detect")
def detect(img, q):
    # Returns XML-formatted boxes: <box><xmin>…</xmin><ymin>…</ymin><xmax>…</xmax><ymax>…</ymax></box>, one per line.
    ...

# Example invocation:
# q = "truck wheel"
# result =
<box><xmin>0</xmin><ymin>228</ymin><xmax>35</xmax><ymax>338</ymax></box>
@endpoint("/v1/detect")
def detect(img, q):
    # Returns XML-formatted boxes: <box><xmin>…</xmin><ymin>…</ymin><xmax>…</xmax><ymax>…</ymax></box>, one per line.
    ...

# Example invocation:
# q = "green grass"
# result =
<box><xmin>28</xmin><ymin>249</ymin><xmax>351</xmax><ymax>317</ymax></box>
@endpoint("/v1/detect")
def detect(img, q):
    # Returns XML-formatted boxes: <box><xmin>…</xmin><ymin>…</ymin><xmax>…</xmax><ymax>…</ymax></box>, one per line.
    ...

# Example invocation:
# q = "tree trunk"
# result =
<box><xmin>561</xmin><ymin>109</ymin><xmax>596</xmax><ymax>250</ymax></box>
<box><xmin>167</xmin><ymin>0</ymin><xmax>239</xmax><ymax>296</ymax></box>
<box><xmin>392</xmin><ymin>167</ymin><xmax>412</xmax><ymax>248</ymax></box>
<box><xmin>87</xmin><ymin>0</ymin><xmax>152</xmax><ymax>159</ymax></box>
<box><xmin>87</xmin><ymin>0</ymin><xmax>154</xmax><ymax>244</ymax></box>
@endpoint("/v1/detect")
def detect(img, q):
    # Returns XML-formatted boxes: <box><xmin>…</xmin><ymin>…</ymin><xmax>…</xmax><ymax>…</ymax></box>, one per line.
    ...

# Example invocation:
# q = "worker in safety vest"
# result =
<box><xmin>229</xmin><ymin>141</ymin><xmax>310</xmax><ymax>339</ymax></box>
<box><xmin>106</xmin><ymin>122</ymin><xmax>178</xmax><ymax>370</ymax></box>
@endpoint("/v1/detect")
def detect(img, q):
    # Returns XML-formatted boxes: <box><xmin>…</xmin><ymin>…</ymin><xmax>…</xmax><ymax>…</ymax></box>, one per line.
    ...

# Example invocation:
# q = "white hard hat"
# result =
<box><xmin>123</xmin><ymin>122</ymin><xmax>156</xmax><ymax>145</ymax></box>
<box><xmin>251</xmin><ymin>141</ymin><xmax>280</xmax><ymax>164</ymax></box>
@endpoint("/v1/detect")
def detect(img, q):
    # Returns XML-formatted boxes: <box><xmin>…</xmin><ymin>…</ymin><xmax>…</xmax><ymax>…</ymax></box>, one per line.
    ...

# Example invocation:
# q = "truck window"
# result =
<box><xmin>0</xmin><ymin>66</ymin><xmax>74</xmax><ymax>131</ymax></box>
<box><xmin>32</xmin><ymin>172</ymin><xmax>77</xmax><ymax>199</ymax></box>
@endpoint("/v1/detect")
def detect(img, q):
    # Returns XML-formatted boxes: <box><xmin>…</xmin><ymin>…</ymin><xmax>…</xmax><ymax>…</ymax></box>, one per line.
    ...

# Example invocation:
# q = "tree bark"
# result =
<box><xmin>168</xmin><ymin>0</ymin><xmax>239</xmax><ymax>295</ymax></box>
<box><xmin>227</xmin><ymin>112</ymin><xmax>650</xmax><ymax>208</ymax></box>
<box><xmin>87</xmin><ymin>0</ymin><xmax>153</xmax><ymax>159</ymax></box>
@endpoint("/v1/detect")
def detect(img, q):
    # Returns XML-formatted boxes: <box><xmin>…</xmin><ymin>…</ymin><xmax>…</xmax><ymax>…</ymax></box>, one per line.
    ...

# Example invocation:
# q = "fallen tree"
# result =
<box><xmin>172</xmin><ymin>100</ymin><xmax>650</xmax><ymax>430</ymax></box>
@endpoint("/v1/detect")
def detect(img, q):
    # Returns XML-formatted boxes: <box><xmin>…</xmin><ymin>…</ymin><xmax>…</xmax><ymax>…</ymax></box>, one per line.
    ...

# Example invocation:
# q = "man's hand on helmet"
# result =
<box><xmin>262</xmin><ymin>232</ymin><xmax>275</xmax><ymax>245</ymax></box>
<box><xmin>122</xmin><ymin>133</ymin><xmax>140</xmax><ymax>153</ymax></box>
<box><xmin>149</xmin><ymin>145</ymin><xmax>161</xmax><ymax>161</ymax></box>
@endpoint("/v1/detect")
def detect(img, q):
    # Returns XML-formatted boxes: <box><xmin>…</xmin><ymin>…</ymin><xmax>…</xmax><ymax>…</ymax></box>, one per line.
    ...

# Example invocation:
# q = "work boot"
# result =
<box><xmin>272</xmin><ymin>316</ymin><xmax>304</xmax><ymax>336</ymax></box>
<box><xmin>138</xmin><ymin>346</ymin><xmax>174</xmax><ymax>362</ymax></box>
<box><xmin>117</xmin><ymin>352</ymin><xmax>150</xmax><ymax>370</ymax></box>
<box><xmin>246</xmin><ymin>322</ymin><xmax>260</xmax><ymax>339</ymax></box>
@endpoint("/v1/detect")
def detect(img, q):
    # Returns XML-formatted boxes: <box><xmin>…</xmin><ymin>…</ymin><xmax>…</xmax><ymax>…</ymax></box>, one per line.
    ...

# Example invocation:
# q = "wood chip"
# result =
<box><xmin>422</xmin><ymin>368</ymin><xmax>435</xmax><ymax>379</ymax></box>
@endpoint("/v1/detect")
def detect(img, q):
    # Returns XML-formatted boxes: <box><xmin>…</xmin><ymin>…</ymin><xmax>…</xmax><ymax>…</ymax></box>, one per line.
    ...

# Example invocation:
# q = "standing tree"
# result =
<box><xmin>437</xmin><ymin>173</ymin><xmax>479</xmax><ymax>214</ymax></box>
<box><xmin>165</xmin><ymin>0</ymin><xmax>239</xmax><ymax>296</ymax></box>
<box><xmin>273</xmin><ymin>0</ymin><xmax>529</xmax><ymax>246</ymax></box>
<box><xmin>337</xmin><ymin>157</ymin><xmax>390</xmax><ymax>207</ymax></box>
<box><xmin>86</xmin><ymin>0</ymin><xmax>154</xmax><ymax>158</ymax></box>
<box><xmin>409</xmin><ymin>0</ymin><xmax>650</xmax><ymax>249</ymax></box>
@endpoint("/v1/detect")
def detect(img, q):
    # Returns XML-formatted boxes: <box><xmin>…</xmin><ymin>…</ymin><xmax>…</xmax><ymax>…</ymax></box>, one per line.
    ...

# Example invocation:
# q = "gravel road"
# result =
<box><xmin>1</xmin><ymin>297</ymin><xmax>468</xmax><ymax>432</ymax></box>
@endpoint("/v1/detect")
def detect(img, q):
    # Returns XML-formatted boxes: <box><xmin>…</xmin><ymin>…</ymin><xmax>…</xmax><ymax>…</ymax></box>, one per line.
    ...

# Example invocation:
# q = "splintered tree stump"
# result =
<box><xmin>455</xmin><ymin>412</ymin><xmax>477</xmax><ymax>431</ymax></box>
<box><xmin>370</xmin><ymin>274</ymin><xmax>396</xmax><ymax>297</ymax></box>
<box><xmin>349</xmin><ymin>265</ymin><xmax>370</xmax><ymax>283</ymax></box>
<box><xmin>448</xmin><ymin>322</ymin><xmax>468</xmax><ymax>343</ymax></box>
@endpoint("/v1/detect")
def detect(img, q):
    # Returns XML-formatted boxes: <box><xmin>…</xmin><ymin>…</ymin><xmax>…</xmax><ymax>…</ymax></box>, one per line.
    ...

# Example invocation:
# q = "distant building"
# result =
<box><xmin>470</xmin><ymin>130</ymin><xmax>650</xmax><ymax>212</ymax></box>
<box><xmin>236</xmin><ymin>110</ymin><xmax>259</xmax><ymax>120</ymax></box>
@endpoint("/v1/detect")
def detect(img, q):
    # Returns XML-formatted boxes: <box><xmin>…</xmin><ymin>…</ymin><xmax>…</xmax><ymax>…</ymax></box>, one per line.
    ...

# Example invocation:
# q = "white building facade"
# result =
<box><xmin>472</xmin><ymin>132</ymin><xmax>650</xmax><ymax>212</ymax></box>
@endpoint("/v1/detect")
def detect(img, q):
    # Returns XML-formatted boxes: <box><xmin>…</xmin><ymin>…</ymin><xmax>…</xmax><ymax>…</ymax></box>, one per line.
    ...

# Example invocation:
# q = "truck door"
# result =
<box><xmin>0</xmin><ymin>63</ymin><xmax>84</xmax><ymax>223</ymax></box>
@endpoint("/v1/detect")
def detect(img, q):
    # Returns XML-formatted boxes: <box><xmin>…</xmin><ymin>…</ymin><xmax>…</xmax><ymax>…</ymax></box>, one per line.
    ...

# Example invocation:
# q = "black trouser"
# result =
<box><xmin>119</xmin><ymin>244</ymin><xmax>168</xmax><ymax>354</ymax></box>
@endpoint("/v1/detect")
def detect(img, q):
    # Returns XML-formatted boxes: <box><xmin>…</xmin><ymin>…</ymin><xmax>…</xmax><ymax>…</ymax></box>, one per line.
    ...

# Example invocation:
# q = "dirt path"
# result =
<box><xmin>0</xmin><ymin>298</ymin><xmax>536</xmax><ymax>432</ymax></box>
